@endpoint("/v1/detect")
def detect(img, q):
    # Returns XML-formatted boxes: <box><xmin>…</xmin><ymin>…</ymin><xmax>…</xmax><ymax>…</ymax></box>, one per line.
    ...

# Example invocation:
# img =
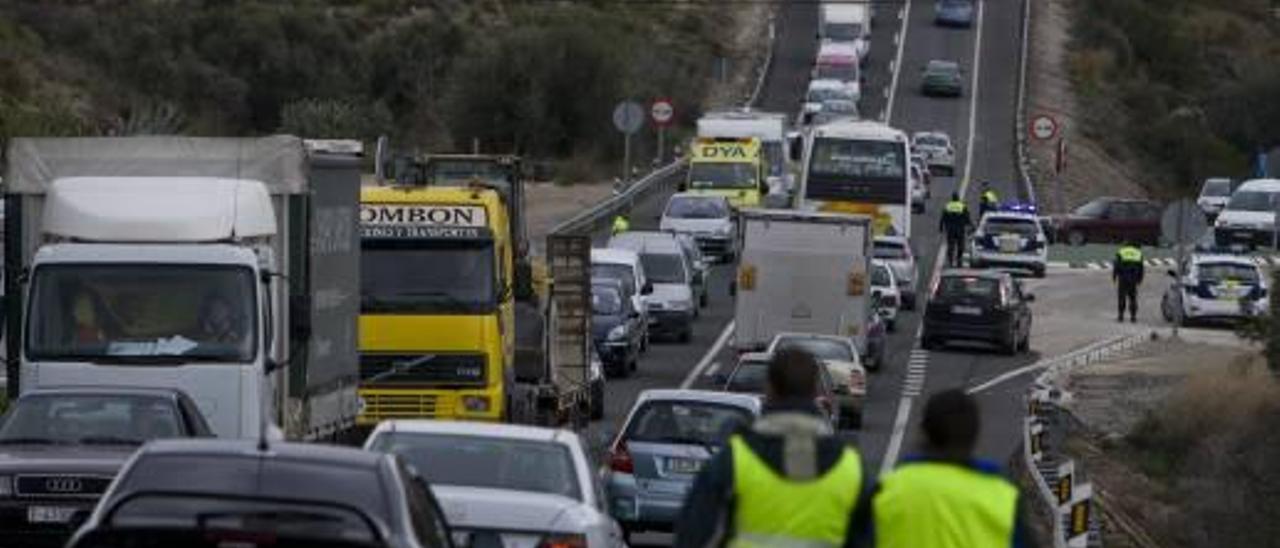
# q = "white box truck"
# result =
<box><xmin>733</xmin><ymin>209</ymin><xmax>873</xmax><ymax>353</ymax></box>
<box><xmin>3</xmin><ymin>136</ymin><xmax>361</xmax><ymax>441</ymax></box>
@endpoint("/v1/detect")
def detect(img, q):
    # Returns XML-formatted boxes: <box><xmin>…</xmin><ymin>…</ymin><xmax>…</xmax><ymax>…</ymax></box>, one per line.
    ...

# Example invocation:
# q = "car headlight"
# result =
<box><xmin>716</xmin><ymin>224</ymin><xmax>732</xmax><ymax>236</ymax></box>
<box><xmin>669</xmin><ymin>299</ymin><xmax>692</xmax><ymax>311</ymax></box>
<box><xmin>608</xmin><ymin>324</ymin><xmax>628</xmax><ymax>341</ymax></box>
<box><xmin>0</xmin><ymin>476</ymin><xmax>12</xmax><ymax>497</ymax></box>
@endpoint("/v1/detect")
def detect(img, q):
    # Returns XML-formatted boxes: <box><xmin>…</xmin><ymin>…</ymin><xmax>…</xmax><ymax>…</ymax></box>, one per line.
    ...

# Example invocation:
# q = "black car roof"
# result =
<box><xmin>938</xmin><ymin>268</ymin><xmax>1009</xmax><ymax>280</ymax></box>
<box><xmin>108</xmin><ymin>440</ymin><xmax>394</xmax><ymax>524</ymax></box>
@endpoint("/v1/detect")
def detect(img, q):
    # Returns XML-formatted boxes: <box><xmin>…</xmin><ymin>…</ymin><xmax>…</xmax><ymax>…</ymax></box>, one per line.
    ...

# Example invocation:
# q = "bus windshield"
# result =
<box><xmin>26</xmin><ymin>265</ymin><xmax>257</xmax><ymax>363</ymax></box>
<box><xmin>688</xmin><ymin>162</ymin><xmax>758</xmax><ymax>190</ymax></box>
<box><xmin>806</xmin><ymin>137</ymin><xmax>908</xmax><ymax>203</ymax></box>
<box><xmin>362</xmin><ymin>239</ymin><xmax>496</xmax><ymax>314</ymax></box>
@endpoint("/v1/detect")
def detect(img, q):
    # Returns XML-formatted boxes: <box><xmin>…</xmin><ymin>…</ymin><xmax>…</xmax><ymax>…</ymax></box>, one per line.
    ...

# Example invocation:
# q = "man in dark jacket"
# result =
<box><xmin>940</xmin><ymin>192</ymin><xmax>974</xmax><ymax>268</ymax></box>
<box><xmin>674</xmin><ymin>349</ymin><xmax>870</xmax><ymax>548</ymax></box>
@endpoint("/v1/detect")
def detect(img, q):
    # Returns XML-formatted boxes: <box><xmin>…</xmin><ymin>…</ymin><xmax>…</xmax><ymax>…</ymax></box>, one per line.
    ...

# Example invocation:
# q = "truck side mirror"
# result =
<box><xmin>787</xmin><ymin>133</ymin><xmax>804</xmax><ymax>162</ymax></box>
<box><xmin>514</xmin><ymin>262</ymin><xmax>535</xmax><ymax>301</ymax></box>
<box><xmin>642</xmin><ymin>281</ymin><xmax>654</xmax><ymax>295</ymax></box>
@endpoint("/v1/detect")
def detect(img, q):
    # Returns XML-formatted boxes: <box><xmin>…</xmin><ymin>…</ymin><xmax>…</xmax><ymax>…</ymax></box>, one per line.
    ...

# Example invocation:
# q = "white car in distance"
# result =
<box><xmin>873</xmin><ymin>236</ymin><xmax>919</xmax><ymax>310</ymax></box>
<box><xmin>870</xmin><ymin>259</ymin><xmax>901</xmax><ymax>331</ymax></box>
<box><xmin>910</xmin><ymin>131</ymin><xmax>956</xmax><ymax>176</ymax></box>
<box><xmin>659</xmin><ymin>193</ymin><xmax>736</xmax><ymax>263</ymax></box>
<box><xmin>364</xmin><ymin>420</ymin><xmax>626</xmax><ymax>548</ymax></box>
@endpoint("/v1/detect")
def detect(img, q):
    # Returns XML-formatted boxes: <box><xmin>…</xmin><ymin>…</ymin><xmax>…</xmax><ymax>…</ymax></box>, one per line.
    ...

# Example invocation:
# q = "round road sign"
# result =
<box><xmin>1031</xmin><ymin>114</ymin><xmax>1059</xmax><ymax>141</ymax></box>
<box><xmin>613</xmin><ymin>101</ymin><xmax>645</xmax><ymax>135</ymax></box>
<box><xmin>651</xmin><ymin>99</ymin><xmax>674</xmax><ymax>126</ymax></box>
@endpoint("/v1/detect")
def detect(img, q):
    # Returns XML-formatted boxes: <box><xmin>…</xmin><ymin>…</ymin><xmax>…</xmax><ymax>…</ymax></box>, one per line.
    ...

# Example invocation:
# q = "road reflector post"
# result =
<box><xmin>1061</xmin><ymin>482</ymin><xmax>1093</xmax><ymax>548</ymax></box>
<box><xmin>1026</xmin><ymin>418</ymin><xmax>1046</xmax><ymax>462</ymax></box>
<box><xmin>1055</xmin><ymin>460</ymin><xmax>1075</xmax><ymax>507</ymax></box>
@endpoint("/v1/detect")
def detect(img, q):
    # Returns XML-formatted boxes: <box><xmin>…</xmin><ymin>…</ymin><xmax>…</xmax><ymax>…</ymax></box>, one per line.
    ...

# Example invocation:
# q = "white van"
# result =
<box><xmin>1214</xmin><ymin>178</ymin><xmax>1280</xmax><ymax>249</ymax></box>
<box><xmin>819</xmin><ymin>3</ymin><xmax>871</xmax><ymax>61</ymax></box>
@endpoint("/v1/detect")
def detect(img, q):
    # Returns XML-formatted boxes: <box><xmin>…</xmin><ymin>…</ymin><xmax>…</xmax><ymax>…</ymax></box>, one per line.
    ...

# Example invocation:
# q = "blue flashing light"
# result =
<box><xmin>998</xmin><ymin>201</ymin><xmax>1038</xmax><ymax>214</ymax></box>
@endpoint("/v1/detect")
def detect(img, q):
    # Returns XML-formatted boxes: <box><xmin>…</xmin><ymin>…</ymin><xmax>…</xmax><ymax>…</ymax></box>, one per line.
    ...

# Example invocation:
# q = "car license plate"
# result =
<box><xmin>951</xmin><ymin>305</ymin><xmax>982</xmax><ymax>316</ymax></box>
<box><xmin>667</xmin><ymin>457</ymin><xmax>703</xmax><ymax>474</ymax></box>
<box><xmin>27</xmin><ymin>505</ymin><xmax>77</xmax><ymax>524</ymax></box>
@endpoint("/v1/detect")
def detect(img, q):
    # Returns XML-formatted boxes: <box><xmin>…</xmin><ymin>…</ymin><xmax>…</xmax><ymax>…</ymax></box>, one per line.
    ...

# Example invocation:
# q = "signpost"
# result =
<box><xmin>1161</xmin><ymin>199</ymin><xmax>1208</xmax><ymax>337</ymax></box>
<box><xmin>613</xmin><ymin>101</ymin><xmax>646</xmax><ymax>183</ymax></box>
<box><xmin>651</xmin><ymin>98</ymin><xmax>674</xmax><ymax>164</ymax></box>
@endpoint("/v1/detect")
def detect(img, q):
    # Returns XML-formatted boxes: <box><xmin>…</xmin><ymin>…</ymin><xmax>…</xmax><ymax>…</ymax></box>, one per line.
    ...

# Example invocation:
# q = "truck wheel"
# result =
<box><xmin>1033</xmin><ymin>266</ymin><xmax>1046</xmax><ymax>278</ymax></box>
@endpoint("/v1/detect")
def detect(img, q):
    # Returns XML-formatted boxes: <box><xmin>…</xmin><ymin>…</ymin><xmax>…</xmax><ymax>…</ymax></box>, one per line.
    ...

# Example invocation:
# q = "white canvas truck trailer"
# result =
<box><xmin>733</xmin><ymin>209</ymin><xmax>873</xmax><ymax>353</ymax></box>
<box><xmin>2</xmin><ymin>136</ymin><xmax>361</xmax><ymax>441</ymax></box>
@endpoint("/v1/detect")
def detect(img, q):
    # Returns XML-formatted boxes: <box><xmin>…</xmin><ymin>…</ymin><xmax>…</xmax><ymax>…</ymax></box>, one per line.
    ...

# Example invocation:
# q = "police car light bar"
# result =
<box><xmin>998</xmin><ymin>202</ymin><xmax>1038</xmax><ymax>214</ymax></box>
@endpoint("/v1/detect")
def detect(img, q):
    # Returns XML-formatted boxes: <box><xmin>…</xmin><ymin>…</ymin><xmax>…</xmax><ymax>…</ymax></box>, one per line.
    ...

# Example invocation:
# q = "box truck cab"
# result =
<box><xmin>684</xmin><ymin>137</ymin><xmax>767</xmax><ymax>209</ymax></box>
<box><xmin>795</xmin><ymin>120</ymin><xmax>912</xmax><ymax>237</ymax></box>
<box><xmin>5</xmin><ymin>137</ymin><xmax>362</xmax><ymax>441</ymax></box>
<box><xmin>819</xmin><ymin>3</ymin><xmax>871</xmax><ymax>62</ymax></box>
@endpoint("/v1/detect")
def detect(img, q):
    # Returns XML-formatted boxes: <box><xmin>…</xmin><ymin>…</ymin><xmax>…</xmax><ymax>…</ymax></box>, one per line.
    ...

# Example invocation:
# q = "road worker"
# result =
<box><xmin>675</xmin><ymin>348</ymin><xmax>869</xmax><ymax>548</ymax></box>
<box><xmin>611</xmin><ymin>214</ymin><xmax>630</xmax><ymax>236</ymax></box>
<box><xmin>862</xmin><ymin>389</ymin><xmax>1036</xmax><ymax>547</ymax></box>
<box><xmin>979</xmin><ymin>182</ymin><xmax>999</xmax><ymax>218</ymax></box>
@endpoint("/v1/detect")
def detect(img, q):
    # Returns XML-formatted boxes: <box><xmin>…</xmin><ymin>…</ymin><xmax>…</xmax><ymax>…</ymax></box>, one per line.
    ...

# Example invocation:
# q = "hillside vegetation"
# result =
<box><xmin>0</xmin><ymin>1</ymin><xmax>754</xmax><ymax>174</ymax></box>
<box><xmin>1069</xmin><ymin>0</ymin><xmax>1280</xmax><ymax>194</ymax></box>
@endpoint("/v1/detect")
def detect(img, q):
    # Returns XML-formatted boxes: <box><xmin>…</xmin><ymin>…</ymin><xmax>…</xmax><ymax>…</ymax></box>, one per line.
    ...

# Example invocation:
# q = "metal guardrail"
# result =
<box><xmin>1014</xmin><ymin>0</ymin><xmax>1037</xmax><ymax>205</ymax></box>
<box><xmin>1019</xmin><ymin>332</ymin><xmax>1147</xmax><ymax>547</ymax></box>
<box><xmin>548</xmin><ymin>162</ymin><xmax>685</xmax><ymax>237</ymax></box>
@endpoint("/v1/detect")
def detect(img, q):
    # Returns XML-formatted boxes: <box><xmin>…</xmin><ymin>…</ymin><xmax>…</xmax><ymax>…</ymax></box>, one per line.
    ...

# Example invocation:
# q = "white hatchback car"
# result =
<box><xmin>873</xmin><ymin>236</ymin><xmax>919</xmax><ymax>309</ymax></box>
<box><xmin>1161</xmin><ymin>254</ymin><xmax>1269</xmax><ymax>325</ymax></box>
<box><xmin>365</xmin><ymin>420</ymin><xmax>626</xmax><ymax>548</ymax></box>
<box><xmin>910</xmin><ymin>131</ymin><xmax>956</xmax><ymax>176</ymax></box>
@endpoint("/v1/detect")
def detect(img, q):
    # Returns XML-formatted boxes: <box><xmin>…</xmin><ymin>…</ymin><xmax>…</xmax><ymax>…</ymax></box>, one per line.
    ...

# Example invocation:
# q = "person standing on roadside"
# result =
<box><xmin>940</xmin><ymin>192</ymin><xmax>974</xmax><ymax>268</ymax></box>
<box><xmin>611</xmin><ymin>214</ymin><xmax>630</xmax><ymax>236</ymax></box>
<box><xmin>861</xmin><ymin>389</ymin><xmax>1037</xmax><ymax>548</ymax></box>
<box><xmin>675</xmin><ymin>348</ymin><xmax>869</xmax><ymax>548</ymax></box>
<box><xmin>979</xmin><ymin>182</ymin><xmax>1000</xmax><ymax>218</ymax></box>
<box><xmin>1113</xmin><ymin>240</ymin><xmax>1144</xmax><ymax>323</ymax></box>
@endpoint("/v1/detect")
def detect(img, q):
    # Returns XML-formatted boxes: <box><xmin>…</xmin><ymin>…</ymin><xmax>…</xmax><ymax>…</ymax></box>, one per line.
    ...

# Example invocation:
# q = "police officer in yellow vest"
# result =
<box><xmin>612</xmin><ymin>214</ymin><xmax>630</xmax><ymax>236</ymax></box>
<box><xmin>863</xmin><ymin>389</ymin><xmax>1036</xmax><ymax>548</ymax></box>
<box><xmin>675</xmin><ymin>348</ymin><xmax>868</xmax><ymax>548</ymax></box>
<box><xmin>1113</xmin><ymin>241</ymin><xmax>1145</xmax><ymax>323</ymax></box>
<box><xmin>979</xmin><ymin>182</ymin><xmax>999</xmax><ymax>218</ymax></box>
<box><xmin>940</xmin><ymin>192</ymin><xmax>974</xmax><ymax>268</ymax></box>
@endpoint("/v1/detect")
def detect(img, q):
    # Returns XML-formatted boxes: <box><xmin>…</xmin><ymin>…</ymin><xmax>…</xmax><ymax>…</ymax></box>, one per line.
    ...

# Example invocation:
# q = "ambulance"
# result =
<box><xmin>683</xmin><ymin>137</ymin><xmax>767</xmax><ymax>208</ymax></box>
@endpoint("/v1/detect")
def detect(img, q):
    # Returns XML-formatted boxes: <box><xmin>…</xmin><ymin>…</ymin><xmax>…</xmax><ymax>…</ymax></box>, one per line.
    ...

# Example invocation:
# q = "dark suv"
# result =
<box><xmin>923</xmin><ymin>270</ymin><xmax>1034</xmax><ymax>354</ymax></box>
<box><xmin>1048</xmin><ymin>197</ymin><xmax>1161</xmax><ymax>246</ymax></box>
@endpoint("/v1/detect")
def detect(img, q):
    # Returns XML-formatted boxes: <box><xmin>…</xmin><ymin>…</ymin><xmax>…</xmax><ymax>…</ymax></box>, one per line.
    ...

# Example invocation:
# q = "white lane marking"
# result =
<box><xmin>883</xmin><ymin>0</ymin><xmax>913</xmax><ymax>123</ymax></box>
<box><xmin>966</xmin><ymin>361</ymin><xmax>1047</xmax><ymax>395</ymax></box>
<box><xmin>893</xmin><ymin>32</ymin><xmax>901</xmax><ymax>47</ymax></box>
<box><xmin>881</xmin><ymin>0</ymin><xmax>988</xmax><ymax>475</ymax></box>
<box><xmin>682</xmin><ymin>321</ymin><xmax>735</xmax><ymax>388</ymax></box>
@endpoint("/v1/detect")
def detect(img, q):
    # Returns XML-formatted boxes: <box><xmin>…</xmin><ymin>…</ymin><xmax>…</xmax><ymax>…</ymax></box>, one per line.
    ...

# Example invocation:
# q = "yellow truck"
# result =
<box><xmin>358</xmin><ymin>155</ymin><xmax>589</xmax><ymax>427</ymax></box>
<box><xmin>683</xmin><ymin>137</ymin><xmax>768</xmax><ymax>208</ymax></box>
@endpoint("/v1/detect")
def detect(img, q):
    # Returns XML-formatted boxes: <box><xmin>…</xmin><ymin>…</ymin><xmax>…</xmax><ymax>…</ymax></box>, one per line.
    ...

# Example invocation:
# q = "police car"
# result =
<box><xmin>969</xmin><ymin>205</ymin><xmax>1048</xmax><ymax>277</ymax></box>
<box><xmin>1161</xmin><ymin>253</ymin><xmax>1269</xmax><ymax>326</ymax></box>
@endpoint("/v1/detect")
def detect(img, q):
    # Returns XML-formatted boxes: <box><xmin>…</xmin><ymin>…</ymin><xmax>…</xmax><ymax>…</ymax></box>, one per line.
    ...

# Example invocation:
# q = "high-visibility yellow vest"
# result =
<box><xmin>729</xmin><ymin>436</ymin><xmax>863</xmax><ymax>548</ymax></box>
<box><xmin>945</xmin><ymin>200</ymin><xmax>966</xmax><ymax>214</ymax></box>
<box><xmin>981</xmin><ymin>190</ymin><xmax>999</xmax><ymax>204</ymax></box>
<box><xmin>611</xmin><ymin>216</ymin><xmax>630</xmax><ymax>235</ymax></box>
<box><xmin>1117</xmin><ymin>246</ymin><xmax>1143</xmax><ymax>263</ymax></box>
<box><xmin>872</xmin><ymin>461</ymin><xmax>1019</xmax><ymax>548</ymax></box>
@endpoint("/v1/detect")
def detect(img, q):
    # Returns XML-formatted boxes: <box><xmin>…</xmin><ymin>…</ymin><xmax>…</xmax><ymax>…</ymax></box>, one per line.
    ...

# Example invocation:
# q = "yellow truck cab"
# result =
<box><xmin>358</xmin><ymin>183</ymin><xmax>514</xmax><ymax>424</ymax></box>
<box><xmin>684</xmin><ymin>137</ymin><xmax>768</xmax><ymax>208</ymax></box>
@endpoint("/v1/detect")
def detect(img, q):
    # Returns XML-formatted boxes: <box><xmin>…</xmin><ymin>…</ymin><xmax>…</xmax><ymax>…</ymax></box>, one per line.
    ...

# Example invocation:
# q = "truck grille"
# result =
<box><xmin>359</xmin><ymin>392</ymin><xmax>444</xmax><ymax>421</ymax></box>
<box><xmin>360</xmin><ymin>353</ymin><xmax>487</xmax><ymax>386</ymax></box>
<box><xmin>15</xmin><ymin>475</ymin><xmax>114</xmax><ymax>498</ymax></box>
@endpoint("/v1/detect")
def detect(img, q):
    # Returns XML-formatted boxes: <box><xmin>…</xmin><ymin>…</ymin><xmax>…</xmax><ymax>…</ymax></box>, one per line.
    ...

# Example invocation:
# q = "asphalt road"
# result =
<box><xmin>586</xmin><ymin>0</ymin><xmax>1040</xmax><ymax>542</ymax></box>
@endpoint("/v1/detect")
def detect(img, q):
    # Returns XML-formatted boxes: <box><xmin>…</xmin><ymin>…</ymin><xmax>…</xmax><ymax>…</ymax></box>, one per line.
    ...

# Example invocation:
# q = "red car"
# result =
<box><xmin>1049</xmin><ymin>197</ymin><xmax>1161</xmax><ymax>246</ymax></box>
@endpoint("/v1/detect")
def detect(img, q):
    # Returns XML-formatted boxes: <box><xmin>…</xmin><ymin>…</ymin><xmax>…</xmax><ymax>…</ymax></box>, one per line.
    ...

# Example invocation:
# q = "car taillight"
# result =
<box><xmin>609</xmin><ymin>440</ymin><xmax>634</xmax><ymax>474</ymax></box>
<box><xmin>539</xmin><ymin>534</ymin><xmax>588</xmax><ymax>548</ymax></box>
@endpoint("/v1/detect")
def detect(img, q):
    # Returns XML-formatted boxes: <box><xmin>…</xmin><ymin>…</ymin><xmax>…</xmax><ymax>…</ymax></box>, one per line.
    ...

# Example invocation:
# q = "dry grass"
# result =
<box><xmin>1122</xmin><ymin>354</ymin><xmax>1280</xmax><ymax>546</ymax></box>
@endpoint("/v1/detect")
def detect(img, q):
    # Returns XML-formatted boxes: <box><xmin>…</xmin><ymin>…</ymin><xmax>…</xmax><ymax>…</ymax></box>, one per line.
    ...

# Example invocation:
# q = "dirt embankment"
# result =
<box><xmin>1024</xmin><ymin>0</ymin><xmax>1149</xmax><ymax>213</ymax></box>
<box><xmin>1056</xmin><ymin>339</ymin><xmax>1280</xmax><ymax>547</ymax></box>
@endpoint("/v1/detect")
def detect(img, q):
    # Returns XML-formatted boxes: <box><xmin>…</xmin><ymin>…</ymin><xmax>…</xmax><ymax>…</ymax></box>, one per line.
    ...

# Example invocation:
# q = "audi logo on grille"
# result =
<box><xmin>45</xmin><ymin>478</ymin><xmax>83</xmax><ymax>493</ymax></box>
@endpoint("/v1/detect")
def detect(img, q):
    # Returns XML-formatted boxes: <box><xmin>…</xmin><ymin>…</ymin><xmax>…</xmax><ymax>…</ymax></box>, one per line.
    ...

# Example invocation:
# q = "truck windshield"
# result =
<box><xmin>26</xmin><ymin>265</ymin><xmax>257</xmax><ymax>363</ymax></box>
<box><xmin>823</xmin><ymin>23</ymin><xmax>863</xmax><ymax>41</ymax></box>
<box><xmin>815</xmin><ymin>62</ymin><xmax>858</xmax><ymax>82</ymax></box>
<box><xmin>361</xmin><ymin>239</ymin><xmax>496</xmax><ymax>314</ymax></box>
<box><xmin>688</xmin><ymin>162</ymin><xmax>757</xmax><ymax>190</ymax></box>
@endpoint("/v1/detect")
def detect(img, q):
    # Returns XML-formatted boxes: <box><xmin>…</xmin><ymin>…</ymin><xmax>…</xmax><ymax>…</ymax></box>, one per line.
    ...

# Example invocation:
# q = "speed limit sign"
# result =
<box><xmin>651</xmin><ymin>99</ymin><xmax>675</xmax><ymax>127</ymax></box>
